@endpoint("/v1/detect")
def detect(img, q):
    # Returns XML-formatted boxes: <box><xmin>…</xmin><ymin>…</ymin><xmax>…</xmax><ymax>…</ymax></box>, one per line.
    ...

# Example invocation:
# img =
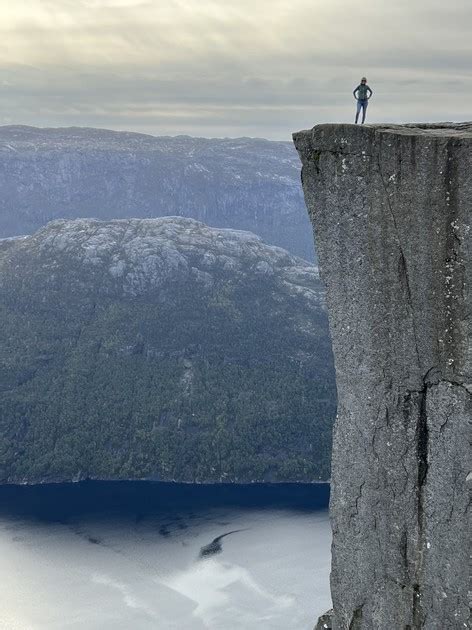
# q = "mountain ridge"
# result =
<box><xmin>0</xmin><ymin>125</ymin><xmax>314</xmax><ymax>259</ymax></box>
<box><xmin>0</xmin><ymin>217</ymin><xmax>334</xmax><ymax>485</ymax></box>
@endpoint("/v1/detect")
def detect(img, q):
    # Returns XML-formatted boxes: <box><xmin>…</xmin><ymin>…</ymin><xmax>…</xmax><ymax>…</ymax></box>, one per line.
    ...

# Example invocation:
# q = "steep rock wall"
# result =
<box><xmin>294</xmin><ymin>123</ymin><xmax>471</xmax><ymax>629</ymax></box>
<box><xmin>0</xmin><ymin>126</ymin><xmax>314</xmax><ymax>260</ymax></box>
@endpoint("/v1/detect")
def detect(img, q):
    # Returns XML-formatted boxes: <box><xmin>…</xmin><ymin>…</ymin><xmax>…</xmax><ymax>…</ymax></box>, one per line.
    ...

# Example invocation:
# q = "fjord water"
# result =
<box><xmin>0</xmin><ymin>482</ymin><xmax>331</xmax><ymax>630</ymax></box>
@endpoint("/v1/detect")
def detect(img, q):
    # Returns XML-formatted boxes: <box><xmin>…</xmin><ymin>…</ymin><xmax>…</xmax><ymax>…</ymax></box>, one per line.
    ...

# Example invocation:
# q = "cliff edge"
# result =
<box><xmin>294</xmin><ymin>123</ymin><xmax>471</xmax><ymax>629</ymax></box>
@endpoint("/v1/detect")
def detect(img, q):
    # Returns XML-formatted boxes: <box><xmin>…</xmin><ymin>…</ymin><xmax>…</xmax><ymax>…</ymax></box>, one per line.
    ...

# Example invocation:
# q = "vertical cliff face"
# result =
<box><xmin>294</xmin><ymin>123</ymin><xmax>471</xmax><ymax>629</ymax></box>
<box><xmin>0</xmin><ymin>126</ymin><xmax>314</xmax><ymax>260</ymax></box>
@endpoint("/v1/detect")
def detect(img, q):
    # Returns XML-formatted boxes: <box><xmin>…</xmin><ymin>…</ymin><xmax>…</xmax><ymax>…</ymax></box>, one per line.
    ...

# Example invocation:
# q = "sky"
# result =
<box><xmin>0</xmin><ymin>0</ymin><xmax>471</xmax><ymax>139</ymax></box>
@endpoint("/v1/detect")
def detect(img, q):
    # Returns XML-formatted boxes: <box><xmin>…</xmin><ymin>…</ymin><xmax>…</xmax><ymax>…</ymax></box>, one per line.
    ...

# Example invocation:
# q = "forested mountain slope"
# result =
<box><xmin>0</xmin><ymin>218</ymin><xmax>334</xmax><ymax>483</ymax></box>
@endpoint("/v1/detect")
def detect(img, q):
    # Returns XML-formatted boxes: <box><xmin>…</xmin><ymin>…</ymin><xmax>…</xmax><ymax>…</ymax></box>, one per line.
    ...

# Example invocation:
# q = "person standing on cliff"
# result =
<box><xmin>353</xmin><ymin>77</ymin><xmax>373</xmax><ymax>124</ymax></box>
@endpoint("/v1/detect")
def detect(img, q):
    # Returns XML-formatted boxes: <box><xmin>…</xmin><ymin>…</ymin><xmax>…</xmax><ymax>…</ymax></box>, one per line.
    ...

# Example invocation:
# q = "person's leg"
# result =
<box><xmin>361</xmin><ymin>100</ymin><xmax>368</xmax><ymax>124</ymax></box>
<box><xmin>355</xmin><ymin>100</ymin><xmax>362</xmax><ymax>124</ymax></box>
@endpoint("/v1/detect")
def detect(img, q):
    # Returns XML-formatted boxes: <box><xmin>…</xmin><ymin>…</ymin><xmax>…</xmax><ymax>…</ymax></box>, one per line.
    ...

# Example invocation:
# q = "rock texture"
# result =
<box><xmin>0</xmin><ymin>217</ymin><xmax>334</xmax><ymax>484</ymax></box>
<box><xmin>294</xmin><ymin>123</ymin><xmax>471</xmax><ymax>629</ymax></box>
<box><xmin>315</xmin><ymin>609</ymin><xmax>333</xmax><ymax>630</ymax></box>
<box><xmin>0</xmin><ymin>125</ymin><xmax>314</xmax><ymax>260</ymax></box>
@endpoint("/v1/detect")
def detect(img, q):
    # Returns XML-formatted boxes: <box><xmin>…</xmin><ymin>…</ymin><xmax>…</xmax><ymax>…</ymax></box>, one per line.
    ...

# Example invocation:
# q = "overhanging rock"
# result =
<box><xmin>294</xmin><ymin>123</ymin><xmax>471</xmax><ymax>629</ymax></box>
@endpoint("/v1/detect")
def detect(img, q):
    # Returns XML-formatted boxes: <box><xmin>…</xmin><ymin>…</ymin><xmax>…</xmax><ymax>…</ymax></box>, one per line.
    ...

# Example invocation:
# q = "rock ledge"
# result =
<box><xmin>295</xmin><ymin>123</ymin><xmax>471</xmax><ymax>629</ymax></box>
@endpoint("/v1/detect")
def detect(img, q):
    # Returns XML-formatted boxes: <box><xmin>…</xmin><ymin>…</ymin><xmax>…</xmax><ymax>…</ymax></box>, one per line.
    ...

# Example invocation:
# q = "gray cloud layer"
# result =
<box><xmin>1</xmin><ymin>0</ymin><xmax>471</xmax><ymax>138</ymax></box>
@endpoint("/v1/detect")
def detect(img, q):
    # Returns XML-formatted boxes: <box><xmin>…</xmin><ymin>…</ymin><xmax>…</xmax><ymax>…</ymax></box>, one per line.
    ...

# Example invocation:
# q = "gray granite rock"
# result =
<box><xmin>0</xmin><ymin>125</ymin><xmax>314</xmax><ymax>260</ymax></box>
<box><xmin>294</xmin><ymin>123</ymin><xmax>471</xmax><ymax>629</ymax></box>
<box><xmin>315</xmin><ymin>609</ymin><xmax>333</xmax><ymax>629</ymax></box>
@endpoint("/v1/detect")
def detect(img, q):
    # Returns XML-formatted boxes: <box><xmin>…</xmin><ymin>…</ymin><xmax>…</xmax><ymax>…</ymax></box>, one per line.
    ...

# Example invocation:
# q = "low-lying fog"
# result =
<box><xmin>0</xmin><ymin>482</ymin><xmax>331</xmax><ymax>630</ymax></box>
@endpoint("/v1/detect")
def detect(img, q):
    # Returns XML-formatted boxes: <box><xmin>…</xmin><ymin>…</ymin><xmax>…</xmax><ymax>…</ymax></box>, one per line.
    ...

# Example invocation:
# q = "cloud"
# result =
<box><xmin>162</xmin><ymin>558</ymin><xmax>293</xmax><ymax>628</ymax></box>
<box><xmin>0</xmin><ymin>0</ymin><xmax>470</xmax><ymax>138</ymax></box>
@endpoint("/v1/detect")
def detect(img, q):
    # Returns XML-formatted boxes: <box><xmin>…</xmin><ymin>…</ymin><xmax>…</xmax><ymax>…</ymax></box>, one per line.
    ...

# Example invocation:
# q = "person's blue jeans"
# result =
<box><xmin>355</xmin><ymin>99</ymin><xmax>368</xmax><ymax>124</ymax></box>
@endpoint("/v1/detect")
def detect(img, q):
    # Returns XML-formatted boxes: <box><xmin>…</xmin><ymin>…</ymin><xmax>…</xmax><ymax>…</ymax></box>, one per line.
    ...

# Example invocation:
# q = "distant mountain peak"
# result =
<box><xmin>0</xmin><ymin>125</ymin><xmax>315</xmax><ymax>261</ymax></box>
<box><xmin>16</xmin><ymin>217</ymin><xmax>320</xmax><ymax>300</ymax></box>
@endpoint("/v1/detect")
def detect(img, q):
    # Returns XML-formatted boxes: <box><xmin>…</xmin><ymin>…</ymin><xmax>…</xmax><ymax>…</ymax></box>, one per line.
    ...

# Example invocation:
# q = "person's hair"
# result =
<box><xmin>361</xmin><ymin>77</ymin><xmax>367</xmax><ymax>81</ymax></box>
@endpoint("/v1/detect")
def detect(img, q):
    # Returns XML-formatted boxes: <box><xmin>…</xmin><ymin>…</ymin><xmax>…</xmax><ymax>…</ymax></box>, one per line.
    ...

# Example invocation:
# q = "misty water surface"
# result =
<box><xmin>0</xmin><ymin>482</ymin><xmax>331</xmax><ymax>630</ymax></box>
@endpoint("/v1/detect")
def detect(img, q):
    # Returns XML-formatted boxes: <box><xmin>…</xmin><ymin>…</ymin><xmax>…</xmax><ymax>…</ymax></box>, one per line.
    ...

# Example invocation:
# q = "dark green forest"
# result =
<box><xmin>0</xmin><ymin>221</ymin><xmax>335</xmax><ymax>483</ymax></box>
